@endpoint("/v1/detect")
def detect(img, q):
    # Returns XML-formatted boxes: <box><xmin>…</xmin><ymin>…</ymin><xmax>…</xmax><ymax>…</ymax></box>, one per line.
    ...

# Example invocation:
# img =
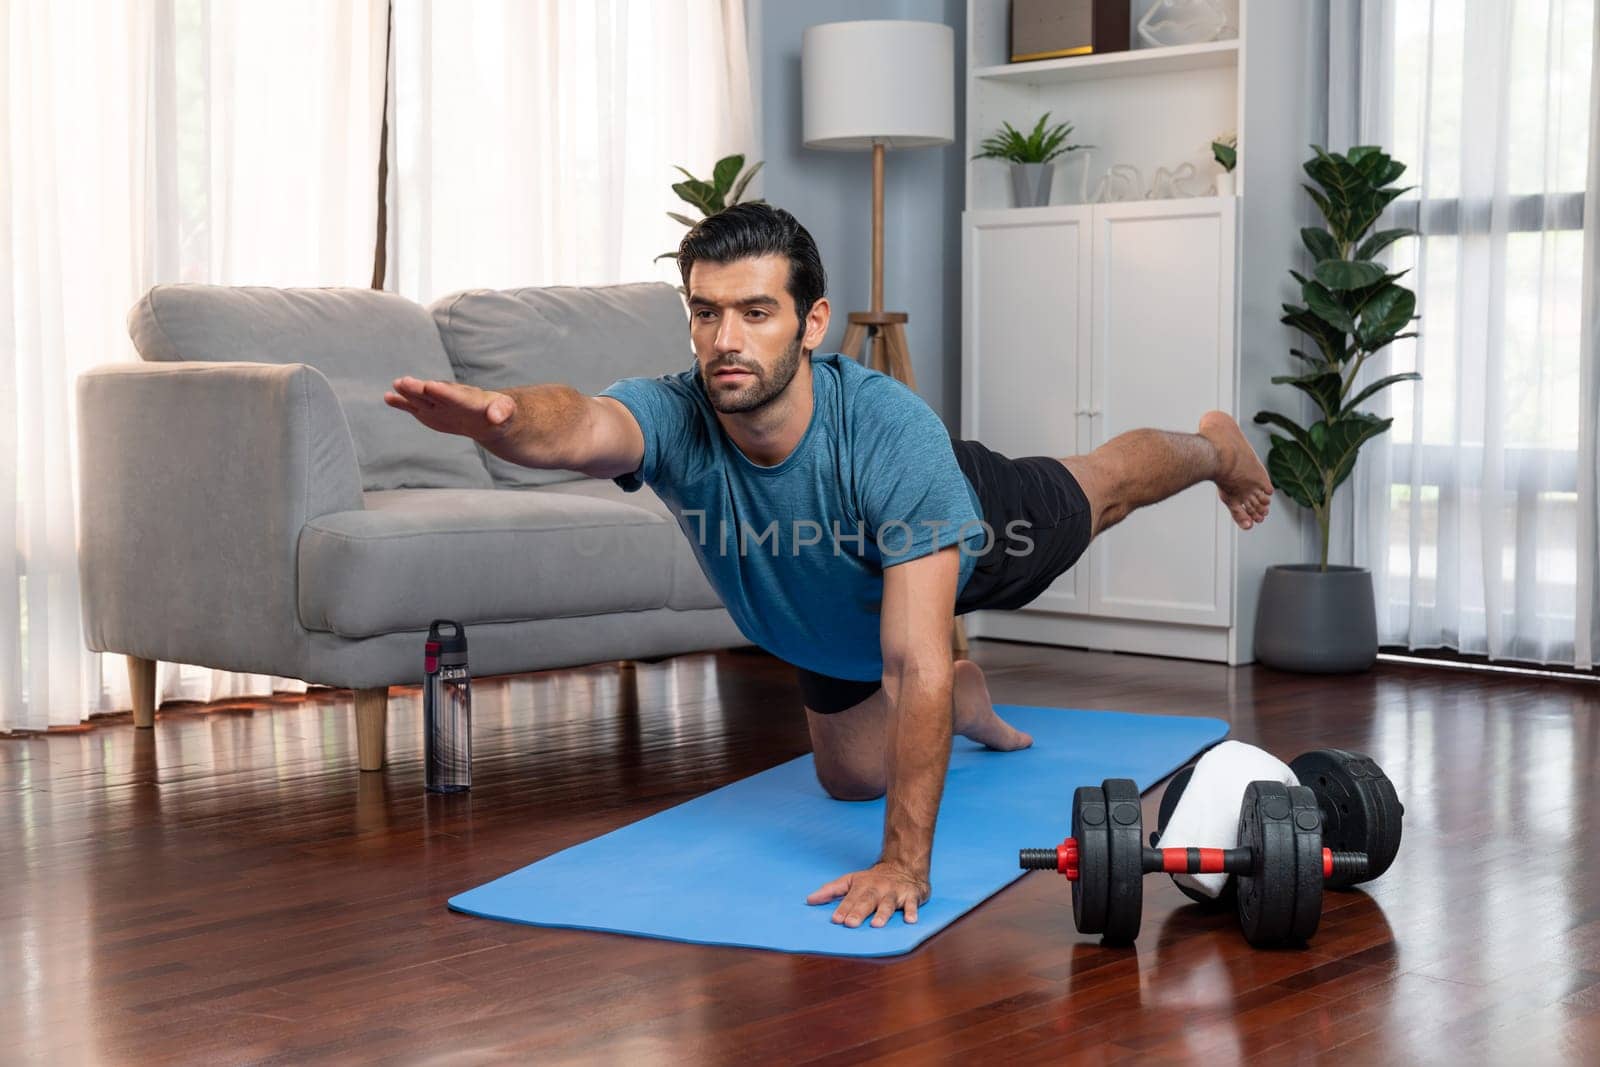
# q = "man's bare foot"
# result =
<box><xmin>953</xmin><ymin>660</ymin><xmax>1032</xmax><ymax>751</ymax></box>
<box><xmin>1198</xmin><ymin>410</ymin><xmax>1274</xmax><ymax>530</ymax></box>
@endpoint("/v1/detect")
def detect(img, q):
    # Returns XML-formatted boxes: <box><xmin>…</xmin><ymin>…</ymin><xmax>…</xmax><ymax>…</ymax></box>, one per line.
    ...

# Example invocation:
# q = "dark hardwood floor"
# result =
<box><xmin>3</xmin><ymin>640</ymin><xmax>1598</xmax><ymax>1064</ymax></box>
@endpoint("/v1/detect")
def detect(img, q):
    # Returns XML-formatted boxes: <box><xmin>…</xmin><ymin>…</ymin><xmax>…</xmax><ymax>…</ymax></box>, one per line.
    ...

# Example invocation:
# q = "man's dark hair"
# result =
<box><xmin>677</xmin><ymin>202</ymin><xmax>827</xmax><ymax>330</ymax></box>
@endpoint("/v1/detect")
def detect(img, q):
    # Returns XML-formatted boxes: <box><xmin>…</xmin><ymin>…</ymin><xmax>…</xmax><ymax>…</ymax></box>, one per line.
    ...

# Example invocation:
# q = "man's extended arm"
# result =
<box><xmin>877</xmin><ymin>547</ymin><xmax>960</xmax><ymax>883</ymax></box>
<box><xmin>808</xmin><ymin>546</ymin><xmax>960</xmax><ymax>928</ymax></box>
<box><xmin>384</xmin><ymin>376</ymin><xmax>643</xmax><ymax>479</ymax></box>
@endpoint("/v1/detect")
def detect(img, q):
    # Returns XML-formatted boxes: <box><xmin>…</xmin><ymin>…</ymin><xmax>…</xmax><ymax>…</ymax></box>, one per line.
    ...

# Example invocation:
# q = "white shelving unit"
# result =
<box><xmin>971</xmin><ymin>38</ymin><xmax>1239</xmax><ymax>86</ymax></box>
<box><xmin>960</xmin><ymin>0</ymin><xmax>1318</xmax><ymax>665</ymax></box>
<box><xmin>966</xmin><ymin>4</ymin><xmax>1243</xmax><ymax>213</ymax></box>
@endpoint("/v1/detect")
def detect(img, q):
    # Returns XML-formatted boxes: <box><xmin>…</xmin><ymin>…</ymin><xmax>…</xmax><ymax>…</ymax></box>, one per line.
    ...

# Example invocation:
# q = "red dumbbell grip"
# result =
<box><xmin>1040</xmin><ymin>838</ymin><xmax>1339</xmax><ymax>881</ymax></box>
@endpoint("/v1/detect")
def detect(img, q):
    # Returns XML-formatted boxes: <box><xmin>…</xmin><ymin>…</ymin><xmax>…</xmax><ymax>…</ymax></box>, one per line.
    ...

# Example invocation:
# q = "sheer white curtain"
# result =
<box><xmin>0</xmin><ymin>0</ymin><xmax>386</xmax><ymax>733</ymax></box>
<box><xmin>1328</xmin><ymin>0</ymin><xmax>1598</xmax><ymax>667</ymax></box>
<box><xmin>386</xmin><ymin>0</ymin><xmax>755</xmax><ymax>301</ymax></box>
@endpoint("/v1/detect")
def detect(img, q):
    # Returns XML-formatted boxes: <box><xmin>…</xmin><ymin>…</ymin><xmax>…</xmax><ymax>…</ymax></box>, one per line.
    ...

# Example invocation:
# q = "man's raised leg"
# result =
<box><xmin>1062</xmin><ymin>410</ymin><xmax>1272</xmax><ymax>538</ymax></box>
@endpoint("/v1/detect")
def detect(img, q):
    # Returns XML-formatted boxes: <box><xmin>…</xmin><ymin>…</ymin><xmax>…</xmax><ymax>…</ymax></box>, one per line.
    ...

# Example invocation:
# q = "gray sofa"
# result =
<box><xmin>76</xmin><ymin>282</ymin><xmax>746</xmax><ymax>771</ymax></box>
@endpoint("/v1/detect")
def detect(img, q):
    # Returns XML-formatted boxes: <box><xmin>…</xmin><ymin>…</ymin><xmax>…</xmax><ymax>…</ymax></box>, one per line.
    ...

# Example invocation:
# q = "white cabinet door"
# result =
<box><xmin>1087</xmin><ymin>198</ymin><xmax>1236</xmax><ymax>625</ymax></box>
<box><xmin>962</xmin><ymin>207</ymin><xmax>1093</xmax><ymax>614</ymax></box>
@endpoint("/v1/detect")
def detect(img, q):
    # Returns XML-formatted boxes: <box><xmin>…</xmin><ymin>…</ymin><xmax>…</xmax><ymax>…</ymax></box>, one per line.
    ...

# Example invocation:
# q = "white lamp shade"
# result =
<box><xmin>802</xmin><ymin>20</ymin><xmax>955</xmax><ymax>150</ymax></box>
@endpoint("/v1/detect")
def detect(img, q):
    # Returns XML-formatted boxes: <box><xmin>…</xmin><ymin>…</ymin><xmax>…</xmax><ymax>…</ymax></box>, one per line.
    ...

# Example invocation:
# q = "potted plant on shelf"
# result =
<box><xmin>1252</xmin><ymin>145</ymin><xmax>1421</xmax><ymax>674</ymax></box>
<box><xmin>1211</xmin><ymin>132</ymin><xmax>1238</xmax><ymax>195</ymax></box>
<box><xmin>655</xmin><ymin>153</ymin><xmax>764</xmax><ymax>262</ymax></box>
<box><xmin>973</xmin><ymin>113</ymin><xmax>1089</xmax><ymax>208</ymax></box>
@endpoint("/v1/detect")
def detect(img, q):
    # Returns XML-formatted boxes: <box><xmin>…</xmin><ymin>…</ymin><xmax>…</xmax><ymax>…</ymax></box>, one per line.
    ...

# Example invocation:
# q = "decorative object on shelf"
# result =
<box><xmin>1253</xmin><ymin>145</ymin><xmax>1421</xmax><ymax>674</ymax></box>
<box><xmin>654</xmin><ymin>154</ymin><xmax>764</xmax><ymax>262</ymax></box>
<box><xmin>1011</xmin><ymin>0</ymin><xmax>1130</xmax><ymax>62</ymax></box>
<box><xmin>1148</xmin><ymin>162</ymin><xmax>1210</xmax><ymax>199</ymax></box>
<box><xmin>1091</xmin><ymin>163</ymin><xmax>1144</xmax><ymax>202</ymax></box>
<box><xmin>1212</xmin><ymin>131</ymin><xmax>1238</xmax><ymax>195</ymax></box>
<box><xmin>1136</xmin><ymin>0</ymin><xmax>1231</xmax><ymax>48</ymax></box>
<box><xmin>1093</xmin><ymin>162</ymin><xmax>1211</xmax><ymax>202</ymax></box>
<box><xmin>1059</xmin><ymin>149</ymin><xmax>1096</xmax><ymax>204</ymax></box>
<box><xmin>973</xmin><ymin>112</ymin><xmax>1091</xmax><ymax>208</ymax></box>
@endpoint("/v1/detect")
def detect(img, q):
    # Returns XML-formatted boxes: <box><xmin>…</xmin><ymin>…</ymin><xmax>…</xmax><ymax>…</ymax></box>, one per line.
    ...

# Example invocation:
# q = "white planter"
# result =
<box><xmin>1214</xmin><ymin>170</ymin><xmax>1236</xmax><ymax>196</ymax></box>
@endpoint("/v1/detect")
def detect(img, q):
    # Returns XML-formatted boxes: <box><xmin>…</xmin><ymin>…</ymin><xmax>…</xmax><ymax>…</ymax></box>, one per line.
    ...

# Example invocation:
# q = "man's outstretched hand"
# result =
<box><xmin>807</xmin><ymin>862</ymin><xmax>930</xmax><ymax>929</ymax></box>
<box><xmin>384</xmin><ymin>376</ymin><xmax>515</xmax><ymax>443</ymax></box>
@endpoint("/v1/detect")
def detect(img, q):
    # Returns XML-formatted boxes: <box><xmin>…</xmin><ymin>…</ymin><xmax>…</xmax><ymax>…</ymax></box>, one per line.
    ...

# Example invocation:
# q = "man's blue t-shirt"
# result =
<box><xmin>599</xmin><ymin>352</ymin><xmax>985</xmax><ymax>682</ymax></box>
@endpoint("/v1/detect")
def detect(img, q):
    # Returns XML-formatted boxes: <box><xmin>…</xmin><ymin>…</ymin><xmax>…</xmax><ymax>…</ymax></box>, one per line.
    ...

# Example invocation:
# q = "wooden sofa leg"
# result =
<box><xmin>355</xmin><ymin>686</ymin><xmax>389</xmax><ymax>772</ymax></box>
<box><xmin>127</xmin><ymin>656</ymin><xmax>157</xmax><ymax>728</ymax></box>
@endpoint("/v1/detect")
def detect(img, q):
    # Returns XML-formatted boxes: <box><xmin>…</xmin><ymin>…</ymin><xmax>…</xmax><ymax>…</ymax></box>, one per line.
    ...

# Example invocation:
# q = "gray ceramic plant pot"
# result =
<box><xmin>1254</xmin><ymin>564</ymin><xmax>1378</xmax><ymax>673</ymax></box>
<box><xmin>1010</xmin><ymin>162</ymin><xmax>1054</xmax><ymax>207</ymax></box>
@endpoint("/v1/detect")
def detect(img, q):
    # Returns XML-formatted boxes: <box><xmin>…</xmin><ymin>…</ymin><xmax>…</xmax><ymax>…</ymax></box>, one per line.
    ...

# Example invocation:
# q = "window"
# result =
<box><xmin>1362</xmin><ymin>0</ymin><xmax>1594</xmax><ymax>661</ymax></box>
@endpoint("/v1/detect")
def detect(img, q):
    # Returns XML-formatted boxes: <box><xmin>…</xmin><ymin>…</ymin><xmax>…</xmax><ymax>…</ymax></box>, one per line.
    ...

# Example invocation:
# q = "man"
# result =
<box><xmin>386</xmin><ymin>202</ymin><xmax>1273</xmax><ymax>932</ymax></box>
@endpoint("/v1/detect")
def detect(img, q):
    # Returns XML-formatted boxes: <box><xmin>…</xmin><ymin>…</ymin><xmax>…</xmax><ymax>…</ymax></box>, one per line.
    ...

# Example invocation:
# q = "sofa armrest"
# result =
<box><xmin>76</xmin><ymin>361</ymin><xmax>364</xmax><ymax>675</ymax></box>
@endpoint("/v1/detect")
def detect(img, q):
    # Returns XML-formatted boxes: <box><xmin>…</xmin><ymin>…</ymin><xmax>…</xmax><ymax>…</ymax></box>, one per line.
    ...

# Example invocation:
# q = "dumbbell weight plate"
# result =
<box><xmin>1235</xmin><ymin>781</ymin><xmax>1299</xmax><ymax>947</ymax></box>
<box><xmin>1286</xmin><ymin>784</ymin><xmax>1325</xmax><ymax>944</ymax></box>
<box><xmin>1100</xmin><ymin>778</ymin><xmax>1145</xmax><ymax>944</ymax></box>
<box><xmin>1289</xmin><ymin>748</ymin><xmax>1402</xmax><ymax>888</ymax></box>
<box><xmin>1153</xmin><ymin>763</ymin><xmax>1235</xmax><ymax>909</ymax></box>
<box><xmin>1070</xmin><ymin>785</ymin><xmax>1110</xmax><ymax>936</ymax></box>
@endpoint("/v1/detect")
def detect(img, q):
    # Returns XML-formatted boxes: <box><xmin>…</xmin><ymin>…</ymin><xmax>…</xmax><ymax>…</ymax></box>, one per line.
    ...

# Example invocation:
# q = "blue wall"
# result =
<box><xmin>752</xmin><ymin>0</ymin><xmax>966</xmax><ymax>428</ymax></box>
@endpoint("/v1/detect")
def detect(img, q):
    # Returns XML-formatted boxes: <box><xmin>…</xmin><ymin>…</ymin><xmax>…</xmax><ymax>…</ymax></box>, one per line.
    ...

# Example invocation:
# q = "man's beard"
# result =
<box><xmin>698</xmin><ymin>335</ymin><xmax>804</xmax><ymax>414</ymax></box>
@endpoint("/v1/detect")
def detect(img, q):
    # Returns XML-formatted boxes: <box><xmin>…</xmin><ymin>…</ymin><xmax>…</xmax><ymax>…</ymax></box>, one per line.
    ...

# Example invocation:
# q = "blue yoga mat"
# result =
<box><xmin>449</xmin><ymin>706</ymin><xmax>1227</xmax><ymax>958</ymax></box>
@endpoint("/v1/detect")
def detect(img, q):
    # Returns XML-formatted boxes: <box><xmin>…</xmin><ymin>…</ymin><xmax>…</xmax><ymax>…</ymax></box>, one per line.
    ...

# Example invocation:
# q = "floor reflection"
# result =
<box><xmin>4</xmin><ymin>648</ymin><xmax>1597</xmax><ymax>1061</ymax></box>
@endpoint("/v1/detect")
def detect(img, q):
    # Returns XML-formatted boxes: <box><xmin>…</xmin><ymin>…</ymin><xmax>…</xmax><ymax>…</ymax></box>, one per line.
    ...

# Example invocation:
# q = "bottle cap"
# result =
<box><xmin>427</xmin><ymin>620</ymin><xmax>469</xmax><ymax>667</ymax></box>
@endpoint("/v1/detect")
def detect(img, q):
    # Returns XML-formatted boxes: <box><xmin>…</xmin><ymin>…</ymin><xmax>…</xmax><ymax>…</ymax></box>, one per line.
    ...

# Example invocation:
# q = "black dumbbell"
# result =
<box><xmin>1151</xmin><ymin>748</ymin><xmax>1404</xmax><ymax>892</ymax></box>
<box><xmin>1020</xmin><ymin>777</ymin><xmax>1375</xmax><ymax>947</ymax></box>
<box><xmin>1287</xmin><ymin>749</ymin><xmax>1403</xmax><ymax>888</ymax></box>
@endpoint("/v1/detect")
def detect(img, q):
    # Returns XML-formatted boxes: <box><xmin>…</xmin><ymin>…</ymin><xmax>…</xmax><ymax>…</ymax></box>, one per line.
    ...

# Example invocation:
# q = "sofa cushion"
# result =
<box><xmin>297</xmin><ymin>488</ymin><xmax>680</xmax><ymax>638</ymax></box>
<box><xmin>428</xmin><ymin>282</ymin><xmax>692</xmax><ymax>488</ymax></box>
<box><xmin>535</xmin><ymin>479</ymin><xmax>726</xmax><ymax>611</ymax></box>
<box><xmin>128</xmin><ymin>285</ymin><xmax>491</xmax><ymax>492</ymax></box>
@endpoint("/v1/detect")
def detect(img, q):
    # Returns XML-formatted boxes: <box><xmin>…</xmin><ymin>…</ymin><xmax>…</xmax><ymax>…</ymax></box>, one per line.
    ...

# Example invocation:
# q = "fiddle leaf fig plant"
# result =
<box><xmin>1254</xmin><ymin>145</ymin><xmax>1422</xmax><ymax>570</ymax></box>
<box><xmin>656</xmin><ymin>153</ymin><xmax>765</xmax><ymax>261</ymax></box>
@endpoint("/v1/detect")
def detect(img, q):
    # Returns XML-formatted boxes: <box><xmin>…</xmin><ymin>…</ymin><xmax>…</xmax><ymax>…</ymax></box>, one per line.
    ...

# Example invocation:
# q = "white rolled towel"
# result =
<box><xmin>1155</xmin><ymin>740</ymin><xmax>1300</xmax><ymax>898</ymax></box>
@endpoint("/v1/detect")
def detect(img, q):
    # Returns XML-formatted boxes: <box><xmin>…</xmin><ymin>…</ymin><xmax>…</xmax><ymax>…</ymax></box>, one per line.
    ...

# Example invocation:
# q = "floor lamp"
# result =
<box><xmin>802</xmin><ymin>21</ymin><xmax>969</xmax><ymax>653</ymax></box>
<box><xmin>801</xmin><ymin>19</ymin><xmax>954</xmax><ymax>389</ymax></box>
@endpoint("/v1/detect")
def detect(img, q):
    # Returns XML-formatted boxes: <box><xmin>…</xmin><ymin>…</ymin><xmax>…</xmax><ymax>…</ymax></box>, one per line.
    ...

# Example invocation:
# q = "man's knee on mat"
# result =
<box><xmin>813</xmin><ymin>761</ymin><xmax>886</xmax><ymax>802</ymax></box>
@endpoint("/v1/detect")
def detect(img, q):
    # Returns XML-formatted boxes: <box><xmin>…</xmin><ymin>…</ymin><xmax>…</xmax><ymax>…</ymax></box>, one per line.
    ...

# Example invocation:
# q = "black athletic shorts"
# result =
<box><xmin>796</xmin><ymin>438</ymin><xmax>1094</xmax><ymax>714</ymax></box>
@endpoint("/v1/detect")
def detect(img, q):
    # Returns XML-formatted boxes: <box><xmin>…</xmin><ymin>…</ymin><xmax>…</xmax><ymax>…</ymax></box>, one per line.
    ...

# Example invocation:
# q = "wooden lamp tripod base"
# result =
<box><xmin>836</xmin><ymin>144</ymin><xmax>918</xmax><ymax>386</ymax></box>
<box><xmin>841</xmin><ymin>311</ymin><xmax>915</xmax><ymax>387</ymax></box>
<box><xmin>837</xmin><ymin>142</ymin><xmax>969</xmax><ymax>656</ymax></box>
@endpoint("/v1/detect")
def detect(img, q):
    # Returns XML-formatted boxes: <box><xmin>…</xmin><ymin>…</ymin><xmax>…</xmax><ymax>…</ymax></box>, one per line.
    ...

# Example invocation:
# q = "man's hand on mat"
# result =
<box><xmin>807</xmin><ymin>862</ymin><xmax>930</xmax><ymax>928</ymax></box>
<box><xmin>385</xmin><ymin>376</ymin><xmax>516</xmax><ymax>443</ymax></box>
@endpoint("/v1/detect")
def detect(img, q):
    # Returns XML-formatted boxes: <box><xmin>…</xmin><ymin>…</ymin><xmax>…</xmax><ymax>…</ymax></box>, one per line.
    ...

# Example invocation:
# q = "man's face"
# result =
<box><xmin>686</xmin><ymin>254</ymin><xmax>814</xmax><ymax>415</ymax></box>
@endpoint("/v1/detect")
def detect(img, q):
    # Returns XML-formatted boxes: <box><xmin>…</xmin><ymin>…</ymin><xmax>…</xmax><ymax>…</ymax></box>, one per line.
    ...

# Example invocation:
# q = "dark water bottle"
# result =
<box><xmin>424</xmin><ymin>620</ymin><xmax>471</xmax><ymax>793</ymax></box>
